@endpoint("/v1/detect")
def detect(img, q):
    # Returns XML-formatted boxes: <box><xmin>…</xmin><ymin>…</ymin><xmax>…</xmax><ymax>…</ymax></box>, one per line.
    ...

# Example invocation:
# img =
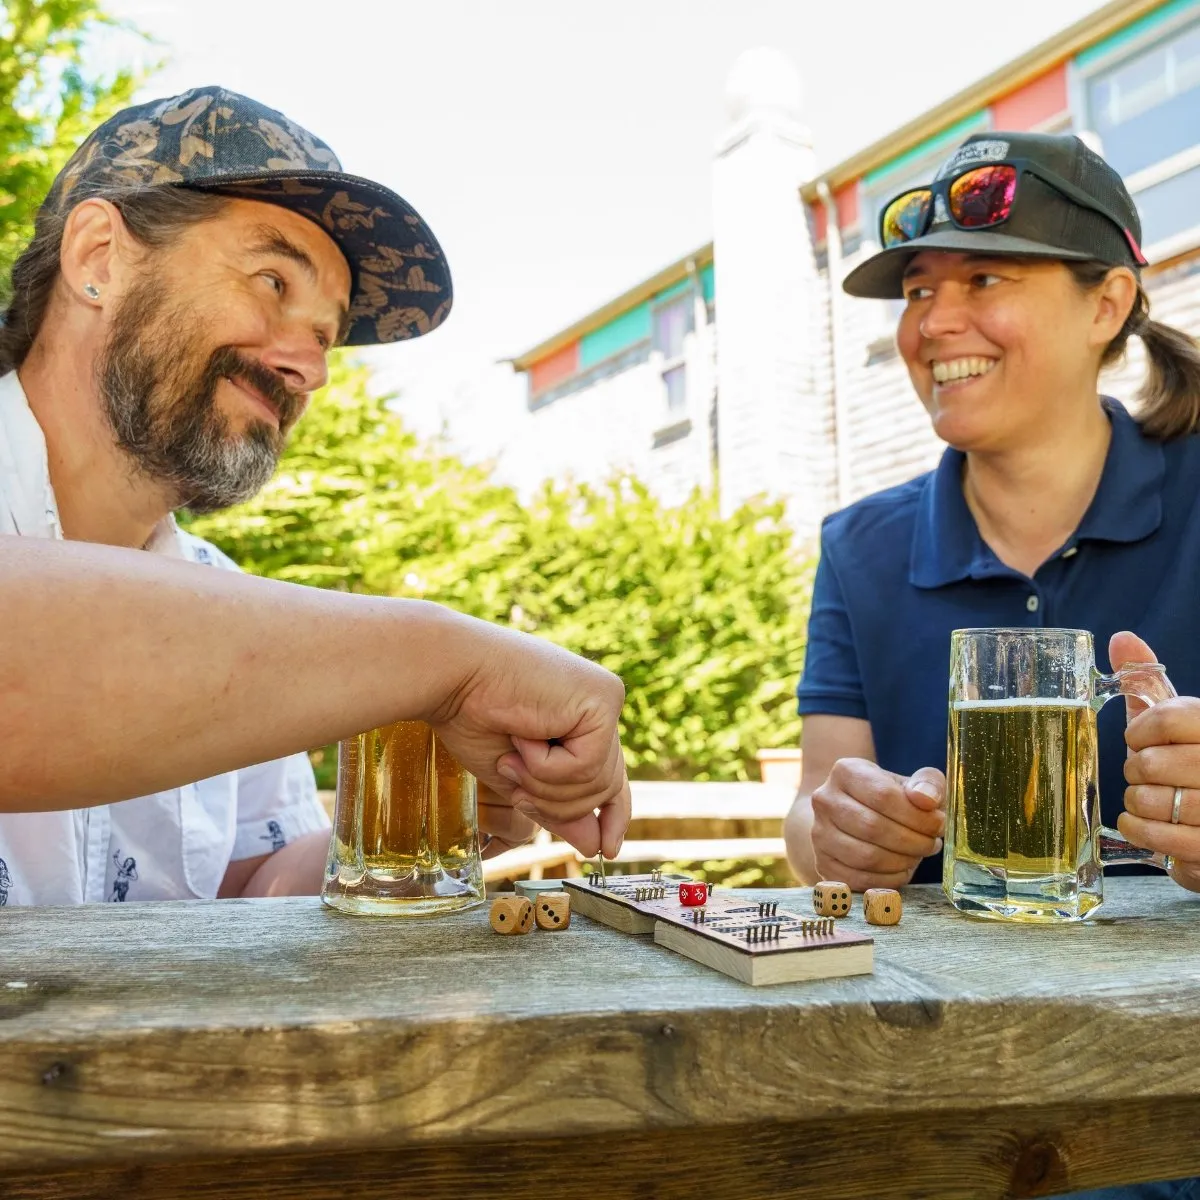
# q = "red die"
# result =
<box><xmin>678</xmin><ymin>882</ymin><xmax>708</xmax><ymax>906</ymax></box>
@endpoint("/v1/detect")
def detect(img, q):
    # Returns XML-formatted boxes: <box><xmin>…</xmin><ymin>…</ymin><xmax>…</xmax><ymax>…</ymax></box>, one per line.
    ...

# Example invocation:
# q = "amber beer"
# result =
<box><xmin>322</xmin><ymin>721</ymin><xmax>485</xmax><ymax>916</ymax></box>
<box><xmin>944</xmin><ymin>697</ymin><xmax>1102</xmax><ymax>920</ymax></box>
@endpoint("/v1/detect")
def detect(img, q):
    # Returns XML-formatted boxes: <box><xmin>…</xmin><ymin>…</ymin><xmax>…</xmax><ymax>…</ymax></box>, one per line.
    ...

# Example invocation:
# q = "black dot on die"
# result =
<box><xmin>885</xmin><ymin>905</ymin><xmax>892</xmax><ymax>913</ymax></box>
<box><xmin>499</xmin><ymin>914</ymin><xmax>506</xmax><ymax>922</ymax></box>
<box><xmin>553</xmin><ymin>914</ymin><xmax>561</xmax><ymax>923</ymax></box>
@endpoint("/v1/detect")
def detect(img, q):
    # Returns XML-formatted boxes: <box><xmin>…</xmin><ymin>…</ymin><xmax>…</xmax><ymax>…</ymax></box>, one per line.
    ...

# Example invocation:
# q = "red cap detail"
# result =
<box><xmin>1124</xmin><ymin>228</ymin><xmax>1149</xmax><ymax>267</ymax></box>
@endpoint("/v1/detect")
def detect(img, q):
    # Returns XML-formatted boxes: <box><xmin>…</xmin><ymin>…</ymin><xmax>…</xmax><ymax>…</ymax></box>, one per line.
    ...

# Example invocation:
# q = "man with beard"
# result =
<box><xmin>0</xmin><ymin>87</ymin><xmax>631</xmax><ymax>906</ymax></box>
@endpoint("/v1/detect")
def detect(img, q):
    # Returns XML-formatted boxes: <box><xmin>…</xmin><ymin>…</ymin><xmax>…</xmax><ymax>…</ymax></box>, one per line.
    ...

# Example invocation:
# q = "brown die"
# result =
<box><xmin>813</xmin><ymin>880</ymin><xmax>852</xmax><ymax>918</ymax></box>
<box><xmin>489</xmin><ymin>895</ymin><xmax>534</xmax><ymax>935</ymax></box>
<box><xmin>863</xmin><ymin>888</ymin><xmax>902</xmax><ymax>926</ymax></box>
<box><xmin>535</xmin><ymin>892</ymin><xmax>571</xmax><ymax>931</ymax></box>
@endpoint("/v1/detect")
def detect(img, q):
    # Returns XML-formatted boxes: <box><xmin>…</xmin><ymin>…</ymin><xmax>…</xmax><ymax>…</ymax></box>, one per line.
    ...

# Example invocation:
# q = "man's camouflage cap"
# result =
<box><xmin>44</xmin><ymin>86</ymin><xmax>452</xmax><ymax>347</ymax></box>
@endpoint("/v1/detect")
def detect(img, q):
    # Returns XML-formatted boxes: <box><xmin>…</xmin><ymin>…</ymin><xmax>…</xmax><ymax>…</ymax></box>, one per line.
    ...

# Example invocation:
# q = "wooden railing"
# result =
<box><xmin>317</xmin><ymin>780</ymin><xmax>795</xmax><ymax>882</ymax></box>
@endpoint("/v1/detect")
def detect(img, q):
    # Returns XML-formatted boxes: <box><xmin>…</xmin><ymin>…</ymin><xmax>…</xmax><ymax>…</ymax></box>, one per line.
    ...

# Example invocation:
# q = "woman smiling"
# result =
<box><xmin>784</xmin><ymin>131</ymin><xmax>1200</xmax><ymax>907</ymax></box>
<box><xmin>784</xmin><ymin>132</ymin><xmax>1200</xmax><ymax>1199</ymax></box>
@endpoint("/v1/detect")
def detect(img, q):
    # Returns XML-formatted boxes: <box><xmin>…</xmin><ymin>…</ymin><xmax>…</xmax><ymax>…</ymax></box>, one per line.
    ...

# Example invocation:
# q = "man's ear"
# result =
<box><xmin>58</xmin><ymin>198</ymin><xmax>135</xmax><ymax>310</ymax></box>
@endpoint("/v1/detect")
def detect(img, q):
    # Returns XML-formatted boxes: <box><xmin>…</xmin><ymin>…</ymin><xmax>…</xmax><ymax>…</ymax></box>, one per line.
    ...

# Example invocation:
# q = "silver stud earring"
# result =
<box><xmin>82</xmin><ymin>283</ymin><xmax>100</xmax><ymax>300</ymax></box>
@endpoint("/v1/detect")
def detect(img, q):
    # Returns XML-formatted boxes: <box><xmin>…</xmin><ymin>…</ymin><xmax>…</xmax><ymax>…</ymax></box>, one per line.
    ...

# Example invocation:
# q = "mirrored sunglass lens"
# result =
<box><xmin>949</xmin><ymin>164</ymin><xmax>1017</xmax><ymax>228</ymax></box>
<box><xmin>882</xmin><ymin>191</ymin><xmax>932</xmax><ymax>247</ymax></box>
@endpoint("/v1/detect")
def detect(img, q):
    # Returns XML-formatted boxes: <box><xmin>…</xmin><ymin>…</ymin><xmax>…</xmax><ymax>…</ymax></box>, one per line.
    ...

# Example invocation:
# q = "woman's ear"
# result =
<box><xmin>1089</xmin><ymin>266</ymin><xmax>1138</xmax><ymax>349</ymax></box>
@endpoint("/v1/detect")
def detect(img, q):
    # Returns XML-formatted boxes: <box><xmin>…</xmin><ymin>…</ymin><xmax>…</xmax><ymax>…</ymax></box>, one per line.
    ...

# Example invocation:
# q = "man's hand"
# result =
<box><xmin>809</xmin><ymin>757</ymin><xmax>946</xmax><ymax>892</ymax></box>
<box><xmin>478</xmin><ymin>782</ymin><xmax>540</xmax><ymax>857</ymax></box>
<box><xmin>426</xmin><ymin>620</ymin><xmax>630</xmax><ymax>860</ymax></box>
<box><xmin>1112</xmin><ymin>631</ymin><xmax>1200</xmax><ymax>893</ymax></box>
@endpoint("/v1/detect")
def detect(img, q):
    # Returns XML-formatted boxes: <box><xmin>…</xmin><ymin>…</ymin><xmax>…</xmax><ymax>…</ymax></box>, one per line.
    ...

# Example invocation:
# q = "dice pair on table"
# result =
<box><xmin>489</xmin><ymin>891</ymin><xmax>570</xmax><ymax>935</ymax></box>
<box><xmin>813</xmin><ymin>880</ymin><xmax>902</xmax><ymax>926</ymax></box>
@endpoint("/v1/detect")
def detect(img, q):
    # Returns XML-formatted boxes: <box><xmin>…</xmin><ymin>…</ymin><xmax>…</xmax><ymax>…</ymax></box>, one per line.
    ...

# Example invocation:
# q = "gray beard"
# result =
<box><xmin>96</xmin><ymin>277</ymin><xmax>288</xmax><ymax>515</ymax></box>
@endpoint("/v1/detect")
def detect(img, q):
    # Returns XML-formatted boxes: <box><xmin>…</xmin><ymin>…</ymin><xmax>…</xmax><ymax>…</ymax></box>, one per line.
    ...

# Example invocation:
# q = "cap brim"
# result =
<box><xmin>186</xmin><ymin>170</ymin><xmax>452</xmax><ymax>347</ymax></box>
<box><xmin>841</xmin><ymin>228</ymin><xmax>1094</xmax><ymax>299</ymax></box>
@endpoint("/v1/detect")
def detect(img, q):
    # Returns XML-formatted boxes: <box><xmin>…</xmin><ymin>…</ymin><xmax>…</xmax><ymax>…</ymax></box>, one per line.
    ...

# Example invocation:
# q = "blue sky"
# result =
<box><xmin>102</xmin><ymin>0</ymin><xmax>1106</xmax><ymax>440</ymax></box>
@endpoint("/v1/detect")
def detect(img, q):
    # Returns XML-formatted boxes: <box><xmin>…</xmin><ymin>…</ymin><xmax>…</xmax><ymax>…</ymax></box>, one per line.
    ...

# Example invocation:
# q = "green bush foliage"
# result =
<box><xmin>0</xmin><ymin>0</ymin><xmax>144</xmax><ymax>288</ymax></box>
<box><xmin>182</xmin><ymin>359</ymin><xmax>814</xmax><ymax>785</ymax></box>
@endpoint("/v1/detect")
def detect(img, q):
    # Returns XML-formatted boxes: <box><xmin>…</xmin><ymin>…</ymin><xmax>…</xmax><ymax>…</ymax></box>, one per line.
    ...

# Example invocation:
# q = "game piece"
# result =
<box><xmin>679</xmin><ymin>881</ymin><xmax>708</xmax><ymax>906</ymax></box>
<box><xmin>489</xmin><ymin>895</ymin><xmax>533</xmax><ymax>935</ymax></box>
<box><xmin>534</xmin><ymin>892</ymin><xmax>571</xmax><ymax>930</ymax></box>
<box><xmin>514</xmin><ymin>879</ymin><xmax>573</xmax><ymax>901</ymax></box>
<box><xmin>863</xmin><ymin>888</ymin><xmax>902</xmax><ymax>926</ymax></box>
<box><xmin>813</xmin><ymin>881</ymin><xmax>852</xmax><ymax>917</ymax></box>
<box><xmin>563</xmin><ymin>873</ymin><xmax>872</xmax><ymax>985</ymax></box>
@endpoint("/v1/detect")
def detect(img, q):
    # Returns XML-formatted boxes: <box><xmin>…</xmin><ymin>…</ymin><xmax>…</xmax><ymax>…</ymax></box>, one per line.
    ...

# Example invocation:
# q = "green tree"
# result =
<box><xmin>0</xmin><ymin>0</ymin><xmax>144</xmax><ymax>287</ymax></box>
<box><xmin>184</xmin><ymin>358</ymin><xmax>813</xmax><ymax>785</ymax></box>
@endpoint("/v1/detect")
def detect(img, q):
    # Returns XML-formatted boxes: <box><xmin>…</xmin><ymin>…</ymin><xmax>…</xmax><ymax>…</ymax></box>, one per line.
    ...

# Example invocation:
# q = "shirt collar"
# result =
<box><xmin>0</xmin><ymin>370</ymin><xmax>184</xmax><ymax>555</ymax></box>
<box><xmin>909</xmin><ymin>399</ymin><xmax>1165</xmax><ymax>590</ymax></box>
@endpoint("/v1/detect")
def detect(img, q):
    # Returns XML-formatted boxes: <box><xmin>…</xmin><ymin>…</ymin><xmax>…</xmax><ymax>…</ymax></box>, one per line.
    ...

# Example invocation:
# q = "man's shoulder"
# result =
<box><xmin>175</xmin><ymin>529</ymin><xmax>242</xmax><ymax>572</ymax></box>
<box><xmin>820</xmin><ymin>472</ymin><xmax>932</xmax><ymax>559</ymax></box>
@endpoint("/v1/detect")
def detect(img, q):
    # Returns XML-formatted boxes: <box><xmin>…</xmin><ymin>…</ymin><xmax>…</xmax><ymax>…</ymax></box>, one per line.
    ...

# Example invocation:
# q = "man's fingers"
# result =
<box><xmin>478</xmin><ymin>798</ymin><xmax>539</xmax><ymax>849</ymax></box>
<box><xmin>510</xmin><ymin>724</ymin><xmax>614</xmax><ymax>787</ymax></box>
<box><xmin>503</xmin><ymin>733</ymin><xmax>625</xmax><ymax>807</ymax></box>
<box><xmin>525</xmin><ymin>810</ymin><xmax>603</xmax><ymax>860</ymax></box>
<box><xmin>598</xmin><ymin>778</ymin><xmax>632</xmax><ymax>860</ymax></box>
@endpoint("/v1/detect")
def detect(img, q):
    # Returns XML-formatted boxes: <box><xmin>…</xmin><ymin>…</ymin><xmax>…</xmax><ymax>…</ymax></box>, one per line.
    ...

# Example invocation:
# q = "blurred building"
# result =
<box><xmin>506</xmin><ymin>0</ymin><xmax>1200</xmax><ymax>542</ymax></box>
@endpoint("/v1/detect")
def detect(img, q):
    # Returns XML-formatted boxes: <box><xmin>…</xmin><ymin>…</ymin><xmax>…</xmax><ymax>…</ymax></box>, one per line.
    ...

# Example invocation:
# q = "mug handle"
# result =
<box><xmin>1092</xmin><ymin>661</ymin><xmax>1176</xmax><ymax>872</ymax></box>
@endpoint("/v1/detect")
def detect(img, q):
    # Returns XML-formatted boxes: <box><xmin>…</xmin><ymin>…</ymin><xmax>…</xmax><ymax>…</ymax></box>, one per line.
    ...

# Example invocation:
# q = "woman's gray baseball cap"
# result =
<box><xmin>44</xmin><ymin>85</ymin><xmax>452</xmax><ymax>347</ymax></box>
<box><xmin>843</xmin><ymin>131</ymin><xmax>1145</xmax><ymax>299</ymax></box>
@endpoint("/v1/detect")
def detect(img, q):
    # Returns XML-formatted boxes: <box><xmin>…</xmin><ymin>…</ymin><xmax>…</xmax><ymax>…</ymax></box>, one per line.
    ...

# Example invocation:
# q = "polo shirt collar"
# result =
<box><xmin>909</xmin><ymin>399</ymin><xmax>1164</xmax><ymax>590</ymax></box>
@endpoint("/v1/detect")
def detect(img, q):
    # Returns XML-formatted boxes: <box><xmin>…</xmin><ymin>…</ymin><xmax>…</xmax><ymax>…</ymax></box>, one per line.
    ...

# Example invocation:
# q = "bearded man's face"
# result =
<box><xmin>95</xmin><ymin>198</ymin><xmax>351</xmax><ymax>513</ymax></box>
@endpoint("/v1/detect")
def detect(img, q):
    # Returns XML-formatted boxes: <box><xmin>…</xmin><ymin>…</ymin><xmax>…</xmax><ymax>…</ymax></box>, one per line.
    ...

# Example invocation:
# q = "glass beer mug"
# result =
<box><xmin>322</xmin><ymin>721</ymin><xmax>485</xmax><ymax>916</ymax></box>
<box><xmin>944</xmin><ymin>628</ymin><xmax>1175</xmax><ymax>923</ymax></box>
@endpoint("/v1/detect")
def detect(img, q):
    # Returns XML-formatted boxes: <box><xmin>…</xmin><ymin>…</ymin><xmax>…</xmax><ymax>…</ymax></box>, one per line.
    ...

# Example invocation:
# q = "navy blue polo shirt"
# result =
<box><xmin>798</xmin><ymin>400</ymin><xmax>1200</xmax><ymax>885</ymax></box>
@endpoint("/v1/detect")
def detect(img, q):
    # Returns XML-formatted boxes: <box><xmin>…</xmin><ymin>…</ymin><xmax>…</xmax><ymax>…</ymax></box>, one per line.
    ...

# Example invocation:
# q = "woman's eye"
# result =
<box><xmin>973</xmin><ymin>273</ymin><xmax>1003</xmax><ymax>288</ymax></box>
<box><xmin>904</xmin><ymin>286</ymin><xmax>932</xmax><ymax>302</ymax></box>
<box><xmin>261</xmin><ymin>272</ymin><xmax>284</xmax><ymax>295</ymax></box>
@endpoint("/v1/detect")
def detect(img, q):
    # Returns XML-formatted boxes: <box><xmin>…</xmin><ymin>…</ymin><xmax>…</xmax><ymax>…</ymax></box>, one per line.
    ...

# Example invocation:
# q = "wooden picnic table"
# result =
<box><xmin>2</xmin><ymin>877</ymin><xmax>1199</xmax><ymax>1199</ymax></box>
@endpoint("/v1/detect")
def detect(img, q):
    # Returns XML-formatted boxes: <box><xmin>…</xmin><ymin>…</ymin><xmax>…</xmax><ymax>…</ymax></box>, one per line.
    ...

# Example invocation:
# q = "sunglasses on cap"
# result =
<box><xmin>880</xmin><ymin>159</ymin><xmax>1148</xmax><ymax>266</ymax></box>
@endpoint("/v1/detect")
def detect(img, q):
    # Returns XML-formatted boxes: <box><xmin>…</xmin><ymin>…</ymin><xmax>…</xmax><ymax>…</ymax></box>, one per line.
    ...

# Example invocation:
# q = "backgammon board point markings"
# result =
<box><xmin>562</xmin><ymin>874</ymin><xmax>872</xmax><ymax>985</ymax></box>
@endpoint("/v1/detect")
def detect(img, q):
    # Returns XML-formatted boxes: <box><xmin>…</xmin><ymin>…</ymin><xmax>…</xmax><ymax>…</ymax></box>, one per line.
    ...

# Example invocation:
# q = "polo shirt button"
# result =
<box><xmin>1026</xmin><ymin>595</ymin><xmax>1040</xmax><ymax>613</ymax></box>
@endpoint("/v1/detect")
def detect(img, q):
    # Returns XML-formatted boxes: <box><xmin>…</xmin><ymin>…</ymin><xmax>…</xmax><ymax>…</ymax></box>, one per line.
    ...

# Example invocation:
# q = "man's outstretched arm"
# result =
<box><xmin>0</xmin><ymin>536</ymin><xmax>630</xmax><ymax>857</ymax></box>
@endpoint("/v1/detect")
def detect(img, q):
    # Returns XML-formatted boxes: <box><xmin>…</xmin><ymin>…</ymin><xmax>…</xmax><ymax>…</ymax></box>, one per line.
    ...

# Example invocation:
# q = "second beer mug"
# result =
<box><xmin>944</xmin><ymin>628</ymin><xmax>1175</xmax><ymax>923</ymax></box>
<box><xmin>322</xmin><ymin>721</ymin><xmax>485</xmax><ymax>916</ymax></box>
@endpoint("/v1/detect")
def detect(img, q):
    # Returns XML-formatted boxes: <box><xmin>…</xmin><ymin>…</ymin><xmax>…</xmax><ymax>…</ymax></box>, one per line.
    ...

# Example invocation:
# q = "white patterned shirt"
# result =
<box><xmin>0</xmin><ymin>370</ymin><xmax>330</xmax><ymax>907</ymax></box>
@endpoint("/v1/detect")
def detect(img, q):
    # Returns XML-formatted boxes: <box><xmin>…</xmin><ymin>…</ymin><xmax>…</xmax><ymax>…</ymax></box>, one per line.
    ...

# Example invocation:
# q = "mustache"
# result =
<box><xmin>205</xmin><ymin>347</ymin><xmax>302</xmax><ymax>430</ymax></box>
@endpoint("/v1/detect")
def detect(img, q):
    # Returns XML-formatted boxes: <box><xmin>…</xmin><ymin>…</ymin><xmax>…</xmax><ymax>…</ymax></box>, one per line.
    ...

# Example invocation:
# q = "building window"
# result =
<box><xmin>663</xmin><ymin>363</ymin><xmax>687</xmax><ymax>413</ymax></box>
<box><xmin>653</xmin><ymin>296</ymin><xmax>691</xmax><ymax>358</ymax></box>
<box><xmin>653</xmin><ymin>295</ymin><xmax>692</xmax><ymax>415</ymax></box>
<box><xmin>1084</xmin><ymin>18</ymin><xmax>1200</xmax><ymax>253</ymax></box>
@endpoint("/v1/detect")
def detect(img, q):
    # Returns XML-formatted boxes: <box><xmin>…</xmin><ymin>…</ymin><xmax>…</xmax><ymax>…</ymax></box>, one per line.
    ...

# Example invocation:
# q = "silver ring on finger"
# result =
<box><xmin>1172</xmin><ymin>786</ymin><xmax>1184</xmax><ymax>824</ymax></box>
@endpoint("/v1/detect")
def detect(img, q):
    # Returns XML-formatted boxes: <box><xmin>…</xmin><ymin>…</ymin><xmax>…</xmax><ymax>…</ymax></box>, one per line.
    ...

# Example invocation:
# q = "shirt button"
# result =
<box><xmin>1062</xmin><ymin>546</ymin><xmax>1078</xmax><ymax>559</ymax></box>
<box><xmin>1026</xmin><ymin>595</ymin><xmax>1040</xmax><ymax>613</ymax></box>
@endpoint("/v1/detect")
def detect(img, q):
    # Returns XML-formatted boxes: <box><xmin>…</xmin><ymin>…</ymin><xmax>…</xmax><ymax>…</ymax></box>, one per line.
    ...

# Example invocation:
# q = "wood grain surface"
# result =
<box><xmin>2</xmin><ymin>878</ymin><xmax>1199</xmax><ymax>1198</ymax></box>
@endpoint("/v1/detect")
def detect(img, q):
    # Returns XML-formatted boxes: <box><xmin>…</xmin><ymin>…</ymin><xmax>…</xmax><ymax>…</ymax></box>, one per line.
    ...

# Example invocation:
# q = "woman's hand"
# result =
<box><xmin>1112</xmin><ymin>632</ymin><xmax>1200</xmax><ymax>893</ymax></box>
<box><xmin>809</xmin><ymin>757</ymin><xmax>946</xmax><ymax>892</ymax></box>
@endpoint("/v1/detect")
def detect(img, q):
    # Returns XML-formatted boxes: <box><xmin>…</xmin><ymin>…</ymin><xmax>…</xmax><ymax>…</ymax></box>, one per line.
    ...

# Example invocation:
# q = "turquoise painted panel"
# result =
<box><xmin>700</xmin><ymin>263</ymin><xmax>715</xmax><ymax>303</ymax></box>
<box><xmin>580</xmin><ymin>302</ymin><xmax>651</xmax><ymax>368</ymax></box>
<box><xmin>863</xmin><ymin>110</ymin><xmax>991</xmax><ymax>190</ymax></box>
<box><xmin>1076</xmin><ymin>0</ymin><xmax>1200</xmax><ymax>68</ymax></box>
<box><xmin>653</xmin><ymin>278</ymin><xmax>692</xmax><ymax>305</ymax></box>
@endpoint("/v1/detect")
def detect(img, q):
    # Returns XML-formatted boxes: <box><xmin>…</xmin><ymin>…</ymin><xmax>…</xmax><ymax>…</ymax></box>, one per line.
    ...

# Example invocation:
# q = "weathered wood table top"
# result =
<box><xmin>3</xmin><ymin>878</ymin><xmax>1199</xmax><ymax>1200</ymax></box>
